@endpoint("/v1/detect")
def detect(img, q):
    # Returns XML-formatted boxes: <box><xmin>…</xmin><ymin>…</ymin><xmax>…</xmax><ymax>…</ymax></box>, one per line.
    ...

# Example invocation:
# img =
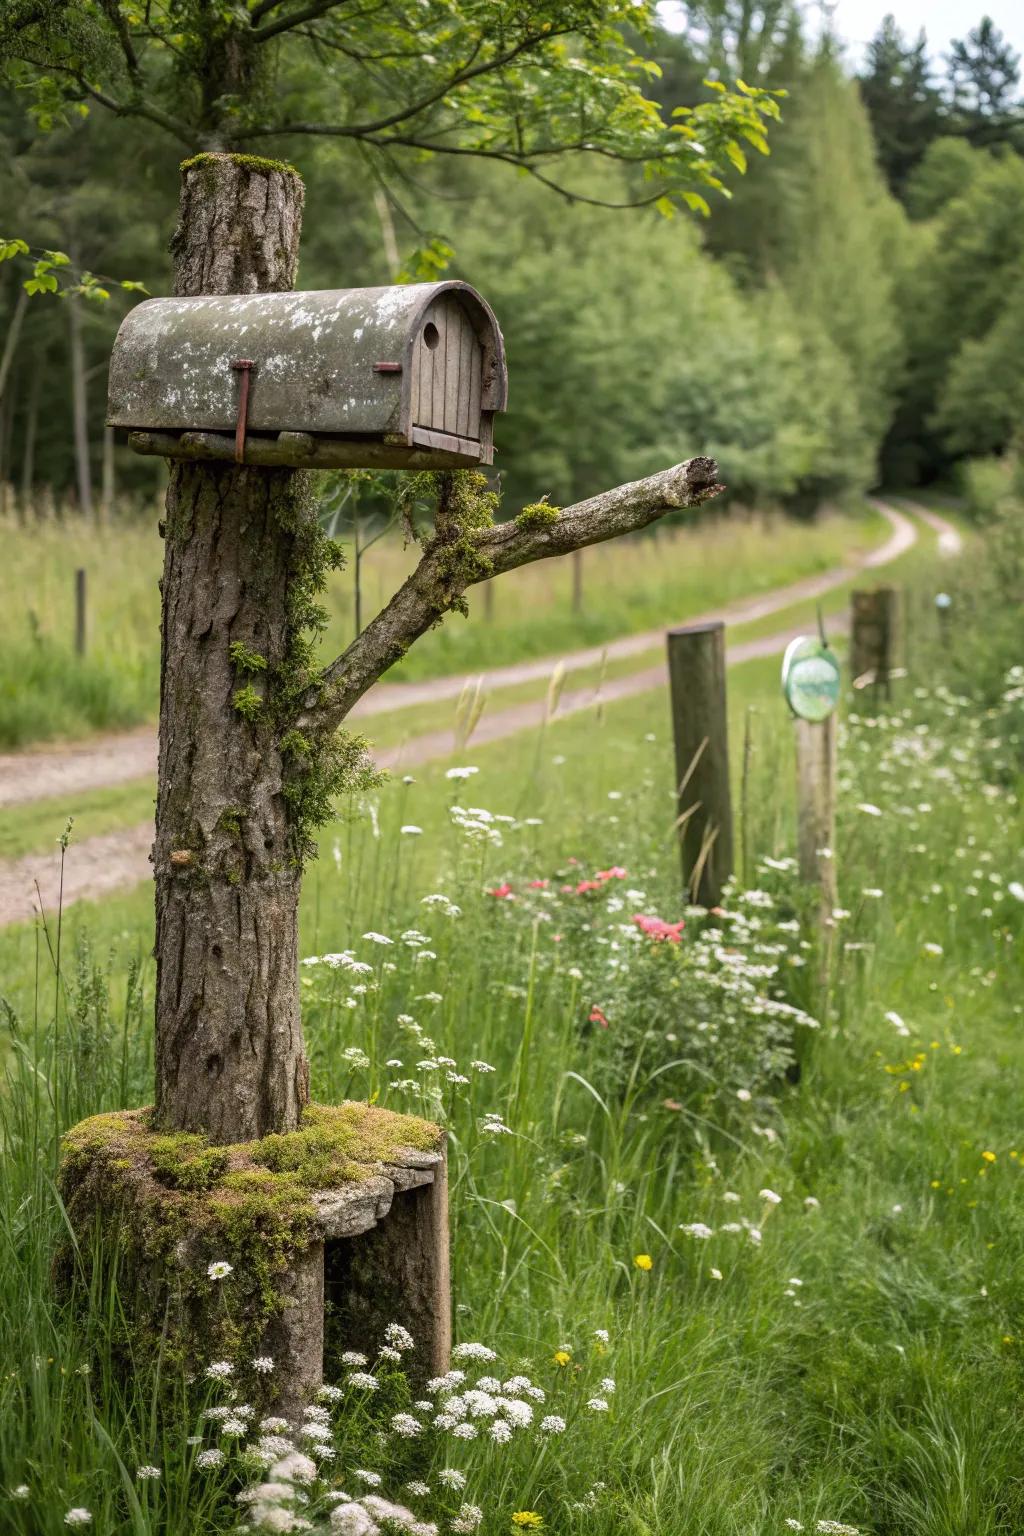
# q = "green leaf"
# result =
<box><xmin>0</xmin><ymin>238</ymin><xmax>30</xmax><ymax>262</ymax></box>
<box><xmin>655</xmin><ymin>195</ymin><xmax>676</xmax><ymax>220</ymax></box>
<box><xmin>682</xmin><ymin>191</ymin><xmax>711</xmax><ymax>217</ymax></box>
<box><xmin>24</xmin><ymin>273</ymin><xmax>58</xmax><ymax>295</ymax></box>
<box><xmin>725</xmin><ymin>140</ymin><xmax>747</xmax><ymax>174</ymax></box>
<box><xmin>703</xmin><ymin>78</ymin><xmax>726</xmax><ymax>92</ymax></box>
<box><xmin>41</xmin><ymin>249</ymin><xmax>70</xmax><ymax>266</ymax></box>
<box><xmin>120</xmin><ymin>280</ymin><xmax>150</xmax><ymax>294</ymax></box>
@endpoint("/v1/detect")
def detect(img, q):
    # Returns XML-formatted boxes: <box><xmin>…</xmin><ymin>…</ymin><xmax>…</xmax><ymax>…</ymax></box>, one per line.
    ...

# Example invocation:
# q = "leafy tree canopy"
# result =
<box><xmin>0</xmin><ymin>1</ymin><xmax>782</xmax><ymax>219</ymax></box>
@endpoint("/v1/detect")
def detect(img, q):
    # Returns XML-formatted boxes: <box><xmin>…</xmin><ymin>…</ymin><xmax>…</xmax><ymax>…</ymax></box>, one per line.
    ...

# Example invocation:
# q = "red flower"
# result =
<box><xmin>488</xmin><ymin>882</ymin><xmax>514</xmax><ymax>900</ymax></box>
<box><xmin>595</xmin><ymin>866</ymin><xmax>628</xmax><ymax>881</ymax></box>
<box><xmin>575</xmin><ymin>880</ymin><xmax>603</xmax><ymax>895</ymax></box>
<box><xmin>589</xmin><ymin>1005</ymin><xmax>610</xmax><ymax>1028</ymax></box>
<box><xmin>633</xmin><ymin>914</ymin><xmax>685</xmax><ymax>943</ymax></box>
<box><xmin>527</xmin><ymin>879</ymin><xmax>549</xmax><ymax>889</ymax></box>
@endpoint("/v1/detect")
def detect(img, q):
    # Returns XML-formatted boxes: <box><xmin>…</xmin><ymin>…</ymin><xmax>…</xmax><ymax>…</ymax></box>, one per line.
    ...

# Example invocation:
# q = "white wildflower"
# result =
<box><xmin>449</xmin><ymin>1505</ymin><xmax>483</xmax><ymax>1533</ymax></box>
<box><xmin>362</xmin><ymin>931</ymin><xmax>393</xmax><ymax>945</ymax></box>
<box><xmin>437</xmin><ymin>1469</ymin><xmax>467</xmax><ymax>1490</ymax></box>
<box><xmin>451</xmin><ymin>1342</ymin><xmax>496</xmax><ymax>1362</ymax></box>
<box><xmin>253</xmin><ymin>1356</ymin><xmax>274</xmax><ymax>1374</ymax></box>
<box><xmin>207</xmin><ymin>1261</ymin><xmax>233</xmax><ymax>1281</ymax></box>
<box><xmin>196</xmin><ymin>1449</ymin><xmax>225</xmax><ymax>1470</ymax></box>
<box><xmin>384</xmin><ymin>1322</ymin><xmax>415</xmax><ymax>1352</ymax></box>
<box><xmin>340</xmin><ymin>1352</ymin><xmax>368</xmax><ymax>1368</ymax></box>
<box><xmin>205</xmin><ymin>1360</ymin><xmax>233</xmax><ymax>1380</ymax></box>
<box><xmin>586</xmin><ymin>1397</ymin><xmax>610</xmax><ymax>1412</ymax></box>
<box><xmin>64</xmin><ymin>1512</ymin><xmax>92</xmax><ymax>1528</ymax></box>
<box><xmin>540</xmin><ymin>1414</ymin><xmax>567</xmax><ymax>1434</ymax></box>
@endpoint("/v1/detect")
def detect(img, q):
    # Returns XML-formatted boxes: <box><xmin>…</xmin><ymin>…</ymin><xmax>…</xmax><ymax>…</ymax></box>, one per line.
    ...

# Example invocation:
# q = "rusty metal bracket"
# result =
<box><xmin>373</xmin><ymin>361</ymin><xmax>402</xmax><ymax>373</ymax></box>
<box><xmin>231</xmin><ymin>359</ymin><xmax>255</xmax><ymax>463</ymax></box>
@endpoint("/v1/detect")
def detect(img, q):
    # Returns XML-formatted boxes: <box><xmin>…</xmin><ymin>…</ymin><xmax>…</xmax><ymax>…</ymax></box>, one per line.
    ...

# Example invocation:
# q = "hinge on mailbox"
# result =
<box><xmin>373</xmin><ymin>361</ymin><xmax>402</xmax><ymax>373</ymax></box>
<box><xmin>231</xmin><ymin>359</ymin><xmax>256</xmax><ymax>463</ymax></box>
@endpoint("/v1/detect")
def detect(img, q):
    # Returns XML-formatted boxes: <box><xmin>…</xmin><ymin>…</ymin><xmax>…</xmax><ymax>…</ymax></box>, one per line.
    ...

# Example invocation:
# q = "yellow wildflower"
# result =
<box><xmin>552</xmin><ymin>1350</ymin><xmax>572</xmax><ymax>1367</ymax></box>
<box><xmin>982</xmin><ymin>1150</ymin><xmax>996</xmax><ymax>1163</ymax></box>
<box><xmin>634</xmin><ymin>1253</ymin><xmax>653</xmax><ymax>1271</ymax></box>
<box><xmin>511</xmin><ymin>1515</ymin><xmax>544</xmax><ymax>1530</ymax></box>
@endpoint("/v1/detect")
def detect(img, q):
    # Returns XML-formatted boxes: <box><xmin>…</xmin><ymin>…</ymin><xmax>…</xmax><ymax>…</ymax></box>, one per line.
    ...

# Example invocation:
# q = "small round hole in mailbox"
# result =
<box><xmin>422</xmin><ymin>321</ymin><xmax>440</xmax><ymax>350</ymax></box>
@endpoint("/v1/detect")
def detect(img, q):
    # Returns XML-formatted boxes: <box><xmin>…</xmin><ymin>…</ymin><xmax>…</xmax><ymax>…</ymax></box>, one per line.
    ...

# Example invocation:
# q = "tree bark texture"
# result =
<box><xmin>154</xmin><ymin>156</ymin><xmax>309</xmax><ymax>1143</ymax></box>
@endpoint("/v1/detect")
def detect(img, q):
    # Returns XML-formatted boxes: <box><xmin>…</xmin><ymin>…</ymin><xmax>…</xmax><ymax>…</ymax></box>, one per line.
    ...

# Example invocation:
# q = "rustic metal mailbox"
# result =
<box><xmin>107</xmin><ymin>280</ymin><xmax>507</xmax><ymax>470</ymax></box>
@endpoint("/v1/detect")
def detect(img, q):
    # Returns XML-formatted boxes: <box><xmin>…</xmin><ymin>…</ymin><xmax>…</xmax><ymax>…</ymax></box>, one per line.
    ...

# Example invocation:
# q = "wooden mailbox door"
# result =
<box><xmin>410</xmin><ymin>292</ymin><xmax>485</xmax><ymax>456</ymax></box>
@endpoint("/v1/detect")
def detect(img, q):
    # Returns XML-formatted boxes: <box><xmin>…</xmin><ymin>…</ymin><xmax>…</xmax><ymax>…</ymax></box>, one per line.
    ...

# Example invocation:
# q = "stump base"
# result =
<box><xmin>56</xmin><ymin>1103</ymin><xmax>450</xmax><ymax>1416</ymax></box>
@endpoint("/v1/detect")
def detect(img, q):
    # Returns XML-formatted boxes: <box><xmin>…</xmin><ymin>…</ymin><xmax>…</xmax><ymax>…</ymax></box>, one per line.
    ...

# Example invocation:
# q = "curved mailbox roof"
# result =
<box><xmin>107</xmin><ymin>280</ymin><xmax>507</xmax><ymax>442</ymax></box>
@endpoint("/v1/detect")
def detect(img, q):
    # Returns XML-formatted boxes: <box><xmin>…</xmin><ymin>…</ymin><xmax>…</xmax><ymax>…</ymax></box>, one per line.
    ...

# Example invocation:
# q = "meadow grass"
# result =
<box><xmin>0</xmin><ymin>520</ymin><xmax>1021</xmax><ymax>1533</ymax></box>
<box><xmin>0</xmin><ymin>501</ymin><xmax>883</xmax><ymax>748</ymax></box>
<box><xmin>0</xmin><ymin>503</ymin><xmax>959</xmax><ymax>864</ymax></box>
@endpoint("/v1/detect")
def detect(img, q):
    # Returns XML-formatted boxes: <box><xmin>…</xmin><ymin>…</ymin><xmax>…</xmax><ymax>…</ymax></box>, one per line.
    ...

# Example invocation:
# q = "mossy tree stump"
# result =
<box><xmin>58</xmin><ymin>1103</ymin><xmax>450</xmax><ymax>1417</ymax></box>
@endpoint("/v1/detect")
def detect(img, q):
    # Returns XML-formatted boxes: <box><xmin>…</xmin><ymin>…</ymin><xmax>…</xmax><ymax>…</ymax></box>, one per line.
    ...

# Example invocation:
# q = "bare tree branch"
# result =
<box><xmin>301</xmin><ymin>457</ymin><xmax>723</xmax><ymax>737</ymax></box>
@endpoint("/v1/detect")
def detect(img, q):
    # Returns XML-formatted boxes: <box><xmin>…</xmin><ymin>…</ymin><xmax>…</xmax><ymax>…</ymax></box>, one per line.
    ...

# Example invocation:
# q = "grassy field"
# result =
<box><xmin>0</xmin><ymin>504</ymin><xmax>953</xmax><ymax>865</ymax></box>
<box><xmin>0</xmin><ymin>499</ymin><xmax>885</xmax><ymax>747</ymax></box>
<box><xmin>1</xmin><ymin>513</ymin><xmax>1021</xmax><ymax>1534</ymax></box>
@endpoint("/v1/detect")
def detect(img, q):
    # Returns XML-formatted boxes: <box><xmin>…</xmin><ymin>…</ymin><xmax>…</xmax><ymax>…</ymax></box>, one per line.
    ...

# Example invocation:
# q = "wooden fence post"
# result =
<box><xmin>851</xmin><ymin>587</ymin><xmax>898</xmax><ymax>697</ymax></box>
<box><xmin>75</xmin><ymin>568</ymin><xmax>87</xmax><ymax>657</ymax></box>
<box><xmin>666</xmin><ymin>621</ymin><xmax>734</xmax><ymax>907</ymax></box>
<box><xmin>795</xmin><ymin>714</ymin><xmax>838</xmax><ymax>925</ymax></box>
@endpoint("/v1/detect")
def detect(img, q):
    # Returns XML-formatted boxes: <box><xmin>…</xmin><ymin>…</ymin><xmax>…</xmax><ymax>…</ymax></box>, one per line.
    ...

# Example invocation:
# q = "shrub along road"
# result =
<box><xmin>0</xmin><ymin>500</ymin><xmax>959</xmax><ymax>927</ymax></box>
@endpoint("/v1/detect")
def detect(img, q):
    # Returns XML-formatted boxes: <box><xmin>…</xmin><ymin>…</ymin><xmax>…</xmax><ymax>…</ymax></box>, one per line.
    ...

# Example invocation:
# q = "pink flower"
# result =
<box><xmin>488</xmin><ymin>883</ymin><xmax>514</xmax><ymax>900</ymax></box>
<box><xmin>595</xmin><ymin>866</ymin><xmax>628</xmax><ymax>881</ymax></box>
<box><xmin>589</xmin><ymin>1006</ymin><xmax>610</xmax><ymax>1028</ymax></box>
<box><xmin>575</xmin><ymin>880</ymin><xmax>603</xmax><ymax>895</ymax></box>
<box><xmin>633</xmin><ymin>914</ymin><xmax>685</xmax><ymax>943</ymax></box>
<box><xmin>528</xmin><ymin>879</ymin><xmax>549</xmax><ymax>889</ymax></box>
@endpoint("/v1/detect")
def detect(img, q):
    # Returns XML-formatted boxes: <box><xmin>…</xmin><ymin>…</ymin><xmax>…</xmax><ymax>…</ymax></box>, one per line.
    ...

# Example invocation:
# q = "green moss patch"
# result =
<box><xmin>179</xmin><ymin>151</ymin><xmax>302</xmax><ymax>179</ymax></box>
<box><xmin>57</xmin><ymin>1102</ymin><xmax>441</xmax><ymax>1395</ymax></box>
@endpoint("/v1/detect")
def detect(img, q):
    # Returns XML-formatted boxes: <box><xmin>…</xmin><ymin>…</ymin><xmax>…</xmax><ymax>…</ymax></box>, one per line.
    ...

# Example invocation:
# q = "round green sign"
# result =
<box><xmin>781</xmin><ymin>636</ymin><xmax>841</xmax><ymax>723</ymax></box>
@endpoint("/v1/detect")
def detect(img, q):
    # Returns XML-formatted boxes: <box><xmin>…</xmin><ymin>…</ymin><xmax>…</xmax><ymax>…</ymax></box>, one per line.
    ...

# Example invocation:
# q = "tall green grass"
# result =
<box><xmin>0</xmin><ymin>502</ymin><xmax>884</xmax><ymax>748</ymax></box>
<box><xmin>0</xmin><ymin>531</ymin><xmax>1021</xmax><ymax>1533</ymax></box>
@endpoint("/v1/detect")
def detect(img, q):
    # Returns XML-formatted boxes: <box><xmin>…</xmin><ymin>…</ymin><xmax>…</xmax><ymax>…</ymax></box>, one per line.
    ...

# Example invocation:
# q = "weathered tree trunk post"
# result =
<box><xmin>153</xmin><ymin>155</ymin><xmax>311</xmax><ymax>1145</ymax></box>
<box><xmin>851</xmin><ymin>587</ymin><xmax>897</xmax><ymax>698</ymax></box>
<box><xmin>666</xmin><ymin>620</ymin><xmax>734</xmax><ymax>907</ymax></box>
<box><xmin>794</xmin><ymin>714</ymin><xmax>838</xmax><ymax>926</ymax></box>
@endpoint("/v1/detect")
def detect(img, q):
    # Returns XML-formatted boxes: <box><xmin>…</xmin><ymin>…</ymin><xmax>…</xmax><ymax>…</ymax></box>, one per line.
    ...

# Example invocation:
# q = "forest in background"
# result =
<box><xmin>0</xmin><ymin>4</ymin><xmax>1022</xmax><ymax>520</ymax></box>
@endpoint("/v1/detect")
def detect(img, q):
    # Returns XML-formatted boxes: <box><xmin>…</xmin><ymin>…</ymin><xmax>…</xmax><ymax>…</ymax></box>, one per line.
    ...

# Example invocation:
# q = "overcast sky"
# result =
<box><xmin>656</xmin><ymin>1</ymin><xmax>1024</xmax><ymax>71</ymax></box>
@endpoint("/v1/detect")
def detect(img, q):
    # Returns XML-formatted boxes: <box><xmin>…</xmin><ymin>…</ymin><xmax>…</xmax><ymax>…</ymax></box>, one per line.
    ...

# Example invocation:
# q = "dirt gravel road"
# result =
<box><xmin>0</xmin><ymin>499</ymin><xmax>956</xmax><ymax>927</ymax></box>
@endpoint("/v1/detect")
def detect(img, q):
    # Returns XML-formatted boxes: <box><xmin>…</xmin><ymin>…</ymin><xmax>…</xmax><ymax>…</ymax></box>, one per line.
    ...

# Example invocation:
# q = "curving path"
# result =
<box><xmin>0</xmin><ymin>499</ymin><xmax>959</xmax><ymax>927</ymax></box>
